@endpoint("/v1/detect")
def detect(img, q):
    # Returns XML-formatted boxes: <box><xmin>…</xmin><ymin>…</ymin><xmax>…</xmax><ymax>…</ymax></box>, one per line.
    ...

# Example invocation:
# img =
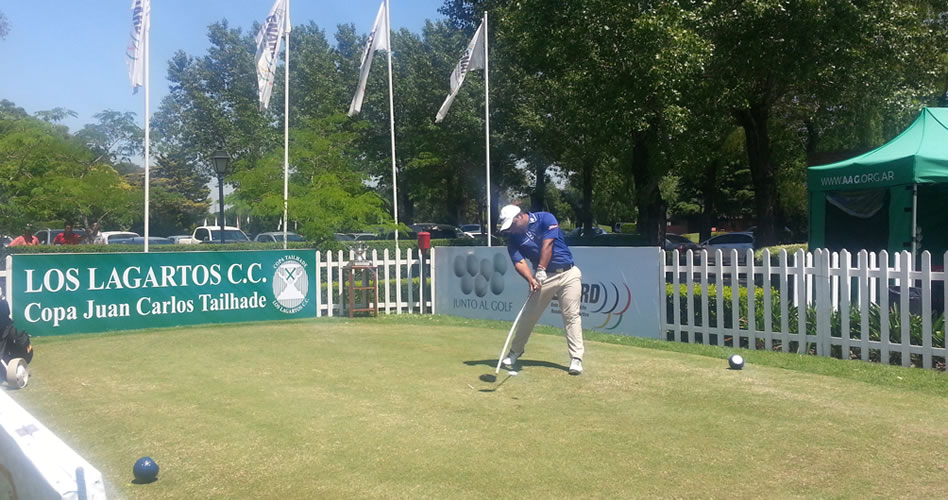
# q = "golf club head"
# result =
<box><xmin>479</xmin><ymin>373</ymin><xmax>497</xmax><ymax>383</ymax></box>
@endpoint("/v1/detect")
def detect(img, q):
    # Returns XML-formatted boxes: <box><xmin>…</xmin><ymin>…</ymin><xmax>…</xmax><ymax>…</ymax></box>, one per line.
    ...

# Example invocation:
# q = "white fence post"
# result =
<box><xmin>878</xmin><ymin>250</ymin><xmax>890</xmax><ymax>364</ymax></box>
<box><xmin>778</xmin><ymin>250</ymin><xmax>789</xmax><ymax>352</ymax></box>
<box><xmin>761</xmin><ymin>249</ymin><xmax>773</xmax><ymax>351</ymax></box>
<box><xmin>672</xmin><ymin>250</ymin><xmax>681</xmax><ymax>341</ymax></box>
<box><xmin>406</xmin><ymin>248</ymin><xmax>415</xmax><ymax>314</ymax></box>
<box><xmin>686</xmin><ymin>250</ymin><xmax>695</xmax><ymax>342</ymax></box>
<box><xmin>315</xmin><ymin>251</ymin><xmax>323</xmax><ymax>317</ymax></box>
<box><xmin>898</xmin><ymin>251</ymin><xmax>911</xmax><ymax>367</ymax></box>
<box><xmin>714</xmin><ymin>249</ymin><xmax>724</xmax><ymax>346</ymax></box>
<box><xmin>395</xmin><ymin>247</ymin><xmax>403</xmax><ymax>314</ymax></box>
<box><xmin>383</xmin><ymin>249</ymin><xmax>392</xmax><ymax>314</ymax></box>
<box><xmin>430</xmin><ymin>247</ymin><xmax>437</xmax><ymax>315</ymax></box>
<box><xmin>700</xmin><ymin>250</ymin><xmax>710</xmax><ymax>345</ymax></box>
<box><xmin>326</xmin><ymin>251</ymin><xmax>334</xmax><ymax>317</ymax></box>
<box><xmin>746</xmin><ymin>248</ymin><xmax>756</xmax><ymax>349</ymax></box>
<box><xmin>839</xmin><ymin>249</ymin><xmax>851</xmax><ymax>359</ymax></box>
<box><xmin>794</xmin><ymin>249</ymin><xmax>807</xmax><ymax>354</ymax></box>
<box><xmin>857</xmin><ymin>250</ymin><xmax>871</xmax><ymax>361</ymax></box>
<box><xmin>813</xmin><ymin>249</ymin><xmax>826</xmax><ymax>356</ymax></box>
<box><xmin>730</xmin><ymin>249</ymin><xmax>740</xmax><ymax>348</ymax></box>
<box><xmin>920</xmin><ymin>251</ymin><xmax>932</xmax><ymax>369</ymax></box>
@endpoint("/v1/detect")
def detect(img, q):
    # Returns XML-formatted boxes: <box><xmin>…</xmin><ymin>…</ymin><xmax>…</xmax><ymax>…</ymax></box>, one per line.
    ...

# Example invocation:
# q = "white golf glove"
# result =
<box><xmin>534</xmin><ymin>268</ymin><xmax>547</xmax><ymax>282</ymax></box>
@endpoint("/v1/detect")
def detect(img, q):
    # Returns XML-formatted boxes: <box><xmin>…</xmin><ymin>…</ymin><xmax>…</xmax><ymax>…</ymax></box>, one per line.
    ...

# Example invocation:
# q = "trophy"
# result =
<box><xmin>353</xmin><ymin>242</ymin><xmax>370</xmax><ymax>266</ymax></box>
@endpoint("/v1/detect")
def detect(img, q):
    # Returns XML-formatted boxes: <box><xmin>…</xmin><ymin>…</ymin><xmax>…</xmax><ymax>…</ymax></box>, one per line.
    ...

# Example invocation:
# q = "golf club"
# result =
<box><xmin>493</xmin><ymin>289</ymin><xmax>535</xmax><ymax>374</ymax></box>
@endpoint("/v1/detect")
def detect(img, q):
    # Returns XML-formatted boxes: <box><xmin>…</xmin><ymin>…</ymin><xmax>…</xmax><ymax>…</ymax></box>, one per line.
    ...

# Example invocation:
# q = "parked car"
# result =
<box><xmin>177</xmin><ymin>226</ymin><xmax>250</xmax><ymax>244</ymax></box>
<box><xmin>408</xmin><ymin>223</ymin><xmax>463</xmax><ymax>239</ymax></box>
<box><xmin>254</xmin><ymin>231</ymin><xmax>305</xmax><ymax>243</ymax></box>
<box><xmin>34</xmin><ymin>228</ymin><xmax>87</xmax><ymax>245</ymax></box>
<box><xmin>333</xmin><ymin>233</ymin><xmax>356</xmax><ymax>241</ymax></box>
<box><xmin>167</xmin><ymin>235</ymin><xmax>191</xmax><ymax>244</ymax></box>
<box><xmin>108</xmin><ymin>236</ymin><xmax>174</xmax><ymax>246</ymax></box>
<box><xmin>352</xmin><ymin>232</ymin><xmax>381</xmax><ymax>241</ymax></box>
<box><xmin>665</xmin><ymin>234</ymin><xmax>702</xmax><ymax>252</ymax></box>
<box><xmin>700</xmin><ymin>232</ymin><xmax>754</xmax><ymax>251</ymax></box>
<box><xmin>95</xmin><ymin>231</ymin><xmax>140</xmax><ymax>245</ymax></box>
<box><xmin>565</xmin><ymin>226</ymin><xmax>607</xmax><ymax>238</ymax></box>
<box><xmin>459</xmin><ymin>224</ymin><xmax>482</xmax><ymax>238</ymax></box>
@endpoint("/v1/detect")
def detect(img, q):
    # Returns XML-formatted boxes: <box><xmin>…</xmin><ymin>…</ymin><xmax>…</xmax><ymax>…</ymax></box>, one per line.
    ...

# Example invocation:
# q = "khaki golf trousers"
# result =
<box><xmin>510</xmin><ymin>266</ymin><xmax>584</xmax><ymax>361</ymax></box>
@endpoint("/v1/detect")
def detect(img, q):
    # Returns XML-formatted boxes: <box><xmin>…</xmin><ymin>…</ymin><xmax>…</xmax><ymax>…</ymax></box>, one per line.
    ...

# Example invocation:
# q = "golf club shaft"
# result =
<box><xmin>495</xmin><ymin>290</ymin><xmax>534</xmax><ymax>374</ymax></box>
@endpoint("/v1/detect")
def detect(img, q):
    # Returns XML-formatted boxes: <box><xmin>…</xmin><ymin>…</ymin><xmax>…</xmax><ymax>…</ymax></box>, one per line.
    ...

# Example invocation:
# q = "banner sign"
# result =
<box><xmin>10</xmin><ymin>251</ymin><xmax>315</xmax><ymax>335</ymax></box>
<box><xmin>434</xmin><ymin>247</ymin><xmax>661</xmax><ymax>338</ymax></box>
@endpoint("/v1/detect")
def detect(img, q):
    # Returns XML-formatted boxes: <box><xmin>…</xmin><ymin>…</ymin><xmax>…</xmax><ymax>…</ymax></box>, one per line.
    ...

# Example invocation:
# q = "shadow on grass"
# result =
<box><xmin>130</xmin><ymin>477</ymin><xmax>158</xmax><ymax>485</ymax></box>
<box><xmin>464</xmin><ymin>359</ymin><xmax>569</xmax><ymax>372</ymax></box>
<box><xmin>477</xmin><ymin>374</ymin><xmax>511</xmax><ymax>392</ymax></box>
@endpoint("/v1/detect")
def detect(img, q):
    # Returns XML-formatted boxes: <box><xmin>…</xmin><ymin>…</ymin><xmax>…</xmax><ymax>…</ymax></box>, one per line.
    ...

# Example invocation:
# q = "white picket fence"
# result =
<box><xmin>663</xmin><ymin>248</ymin><xmax>948</xmax><ymax>369</ymax></box>
<box><xmin>315</xmin><ymin>247</ymin><xmax>433</xmax><ymax>317</ymax></box>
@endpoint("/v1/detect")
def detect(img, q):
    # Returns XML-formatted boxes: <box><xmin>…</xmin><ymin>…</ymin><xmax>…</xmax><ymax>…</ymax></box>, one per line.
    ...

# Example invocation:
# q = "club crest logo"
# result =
<box><xmin>272</xmin><ymin>255</ymin><xmax>309</xmax><ymax>314</ymax></box>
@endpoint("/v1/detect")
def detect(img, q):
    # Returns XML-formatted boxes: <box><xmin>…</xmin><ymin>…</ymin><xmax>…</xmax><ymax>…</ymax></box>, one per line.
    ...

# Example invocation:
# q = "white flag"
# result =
<box><xmin>126</xmin><ymin>0</ymin><xmax>150</xmax><ymax>93</ymax></box>
<box><xmin>348</xmin><ymin>2</ymin><xmax>390</xmax><ymax>117</ymax></box>
<box><xmin>255</xmin><ymin>0</ymin><xmax>291</xmax><ymax>110</ymax></box>
<box><xmin>435</xmin><ymin>21</ymin><xmax>486</xmax><ymax>123</ymax></box>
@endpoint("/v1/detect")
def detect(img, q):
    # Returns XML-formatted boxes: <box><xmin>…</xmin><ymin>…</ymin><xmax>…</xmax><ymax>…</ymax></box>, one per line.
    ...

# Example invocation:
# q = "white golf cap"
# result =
<box><xmin>498</xmin><ymin>205</ymin><xmax>522</xmax><ymax>231</ymax></box>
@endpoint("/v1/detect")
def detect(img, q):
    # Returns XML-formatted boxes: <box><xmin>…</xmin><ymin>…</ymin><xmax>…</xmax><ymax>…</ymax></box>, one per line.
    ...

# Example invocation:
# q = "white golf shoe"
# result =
<box><xmin>568</xmin><ymin>358</ymin><xmax>583</xmax><ymax>375</ymax></box>
<box><xmin>502</xmin><ymin>351</ymin><xmax>521</xmax><ymax>369</ymax></box>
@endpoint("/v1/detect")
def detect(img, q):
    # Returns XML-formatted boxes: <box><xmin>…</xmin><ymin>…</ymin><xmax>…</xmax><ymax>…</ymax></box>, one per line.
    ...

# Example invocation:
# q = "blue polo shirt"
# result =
<box><xmin>507</xmin><ymin>212</ymin><xmax>574</xmax><ymax>270</ymax></box>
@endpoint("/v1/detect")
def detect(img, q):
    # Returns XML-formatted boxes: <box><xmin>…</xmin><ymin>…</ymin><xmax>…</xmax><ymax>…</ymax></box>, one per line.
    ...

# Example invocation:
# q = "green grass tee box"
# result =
<box><xmin>10</xmin><ymin>315</ymin><xmax>947</xmax><ymax>499</ymax></box>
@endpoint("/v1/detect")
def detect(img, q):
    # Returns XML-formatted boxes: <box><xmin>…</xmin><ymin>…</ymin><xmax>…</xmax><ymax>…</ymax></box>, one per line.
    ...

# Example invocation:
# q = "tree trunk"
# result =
<box><xmin>734</xmin><ymin>103</ymin><xmax>776</xmax><ymax>248</ymax></box>
<box><xmin>700</xmin><ymin>161</ymin><xmax>718</xmax><ymax>243</ymax></box>
<box><xmin>489</xmin><ymin>182</ymin><xmax>499</xmax><ymax>238</ymax></box>
<box><xmin>630</xmin><ymin>135</ymin><xmax>666</xmax><ymax>246</ymax></box>
<box><xmin>402</xmin><ymin>194</ymin><xmax>414</xmax><ymax>225</ymax></box>
<box><xmin>531</xmin><ymin>161</ymin><xmax>547</xmax><ymax>212</ymax></box>
<box><xmin>581</xmin><ymin>158</ymin><xmax>594</xmax><ymax>235</ymax></box>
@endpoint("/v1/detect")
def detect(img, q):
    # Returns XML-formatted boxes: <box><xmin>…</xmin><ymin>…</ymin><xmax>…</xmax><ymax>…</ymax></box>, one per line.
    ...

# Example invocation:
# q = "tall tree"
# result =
<box><xmin>0</xmin><ymin>104</ymin><xmax>138</xmax><ymax>233</ymax></box>
<box><xmin>448</xmin><ymin>0</ymin><xmax>710</xmax><ymax>243</ymax></box>
<box><xmin>699</xmin><ymin>0</ymin><xmax>948</xmax><ymax>246</ymax></box>
<box><xmin>75</xmin><ymin>110</ymin><xmax>144</xmax><ymax>165</ymax></box>
<box><xmin>230</xmin><ymin>114</ymin><xmax>393</xmax><ymax>242</ymax></box>
<box><xmin>152</xmin><ymin>21</ymin><xmax>278</xmax><ymax>178</ymax></box>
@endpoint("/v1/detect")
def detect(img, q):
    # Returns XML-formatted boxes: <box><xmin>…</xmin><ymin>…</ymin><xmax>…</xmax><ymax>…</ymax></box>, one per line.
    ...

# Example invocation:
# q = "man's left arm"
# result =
<box><xmin>537</xmin><ymin>212</ymin><xmax>560</xmax><ymax>273</ymax></box>
<box><xmin>538</xmin><ymin>239</ymin><xmax>554</xmax><ymax>272</ymax></box>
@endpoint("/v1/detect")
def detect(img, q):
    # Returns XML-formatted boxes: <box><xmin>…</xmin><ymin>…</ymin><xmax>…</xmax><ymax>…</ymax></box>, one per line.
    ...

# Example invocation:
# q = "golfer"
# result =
<box><xmin>497</xmin><ymin>204</ymin><xmax>585</xmax><ymax>375</ymax></box>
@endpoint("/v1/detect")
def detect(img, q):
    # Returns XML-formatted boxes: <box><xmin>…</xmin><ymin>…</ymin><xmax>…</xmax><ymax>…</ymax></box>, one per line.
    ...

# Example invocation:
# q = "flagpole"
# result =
<box><xmin>385</xmin><ymin>0</ymin><xmax>399</xmax><ymax>249</ymax></box>
<box><xmin>143</xmin><ymin>5</ymin><xmax>151</xmax><ymax>253</ymax></box>
<box><xmin>483</xmin><ymin>12</ymin><xmax>491</xmax><ymax>247</ymax></box>
<box><xmin>282</xmin><ymin>0</ymin><xmax>290</xmax><ymax>250</ymax></box>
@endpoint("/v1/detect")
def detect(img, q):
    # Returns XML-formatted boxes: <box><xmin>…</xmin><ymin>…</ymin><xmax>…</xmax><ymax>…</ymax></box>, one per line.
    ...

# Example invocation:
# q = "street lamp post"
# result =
<box><xmin>211</xmin><ymin>149</ymin><xmax>231</xmax><ymax>244</ymax></box>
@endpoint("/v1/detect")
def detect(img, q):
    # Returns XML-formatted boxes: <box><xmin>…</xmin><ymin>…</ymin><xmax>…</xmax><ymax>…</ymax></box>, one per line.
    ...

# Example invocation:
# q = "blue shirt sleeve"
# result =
<box><xmin>539</xmin><ymin>212</ymin><xmax>561</xmax><ymax>240</ymax></box>
<box><xmin>508</xmin><ymin>240</ymin><xmax>523</xmax><ymax>263</ymax></box>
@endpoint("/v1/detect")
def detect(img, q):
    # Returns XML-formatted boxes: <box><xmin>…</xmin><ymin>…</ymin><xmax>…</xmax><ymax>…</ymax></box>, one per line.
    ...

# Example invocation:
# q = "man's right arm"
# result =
<box><xmin>514</xmin><ymin>259</ymin><xmax>540</xmax><ymax>292</ymax></box>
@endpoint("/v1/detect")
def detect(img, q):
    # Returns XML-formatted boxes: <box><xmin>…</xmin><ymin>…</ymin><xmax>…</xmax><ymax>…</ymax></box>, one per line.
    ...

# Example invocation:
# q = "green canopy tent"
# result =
<box><xmin>808</xmin><ymin>108</ymin><xmax>948</xmax><ymax>263</ymax></box>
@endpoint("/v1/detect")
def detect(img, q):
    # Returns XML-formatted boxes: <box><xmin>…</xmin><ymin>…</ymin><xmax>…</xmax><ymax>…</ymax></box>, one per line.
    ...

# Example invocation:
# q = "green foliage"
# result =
<box><xmin>0</xmin><ymin>106</ymin><xmax>139</xmax><ymax>234</ymax></box>
<box><xmin>754</xmin><ymin>244</ymin><xmax>809</xmax><ymax>263</ymax></box>
<box><xmin>152</xmin><ymin>21</ymin><xmax>277</xmax><ymax>177</ymax></box>
<box><xmin>666</xmin><ymin>283</ymin><xmax>782</xmax><ymax>332</ymax></box>
<box><xmin>231</xmin><ymin>113</ymin><xmax>396</xmax><ymax>242</ymax></box>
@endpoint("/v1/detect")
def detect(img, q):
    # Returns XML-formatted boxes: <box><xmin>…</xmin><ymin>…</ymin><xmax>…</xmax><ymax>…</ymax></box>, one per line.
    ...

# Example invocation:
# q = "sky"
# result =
<box><xmin>0</xmin><ymin>0</ymin><xmax>447</xmax><ymax>133</ymax></box>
